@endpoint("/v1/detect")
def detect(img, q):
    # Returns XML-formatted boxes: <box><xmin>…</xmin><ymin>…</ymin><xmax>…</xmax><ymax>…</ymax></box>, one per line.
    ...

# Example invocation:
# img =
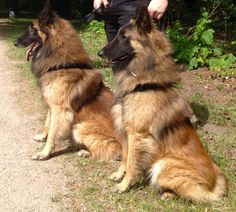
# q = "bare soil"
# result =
<box><xmin>180</xmin><ymin>67</ymin><xmax>236</xmax><ymax>105</ymax></box>
<box><xmin>0</xmin><ymin>38</ymin><xmax>78</xmax><ymax>211</ymax></box>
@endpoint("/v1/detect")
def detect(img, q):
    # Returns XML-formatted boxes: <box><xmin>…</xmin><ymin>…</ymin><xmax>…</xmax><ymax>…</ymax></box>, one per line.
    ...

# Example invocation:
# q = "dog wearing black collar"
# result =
<box><xmin>14</xmin><ymin>0</ymin><xmax>122</xmax><ymax>161</ymax></box>
<box><xmin>99</xmin><ymin>5</ymin><xmax>227</xmax><ymax>203</ymax></box>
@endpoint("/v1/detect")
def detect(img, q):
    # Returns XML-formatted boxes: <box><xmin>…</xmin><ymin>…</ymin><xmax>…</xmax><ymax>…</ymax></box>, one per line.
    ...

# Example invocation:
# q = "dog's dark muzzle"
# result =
<box><xmin>97</xmin><ymin>49</ymin><xmax>105</xmax><ymax>58</ymax></box>
<box><xmin>14</xmin><ymin>39</ymin><xmax>25</xmax><ymax>48</ymax></box>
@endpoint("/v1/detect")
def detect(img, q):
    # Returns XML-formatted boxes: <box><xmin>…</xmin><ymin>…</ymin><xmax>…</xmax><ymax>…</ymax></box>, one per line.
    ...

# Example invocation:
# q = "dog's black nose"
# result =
<box><xmin>98</xmin><ymin>49</ymin><xmax>104</xmax><ymax>58</ymax></box>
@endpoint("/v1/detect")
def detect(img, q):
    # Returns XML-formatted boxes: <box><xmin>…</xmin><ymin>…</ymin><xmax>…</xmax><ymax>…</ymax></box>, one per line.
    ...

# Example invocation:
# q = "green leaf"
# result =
<box><xmin>200</xmin><ymin>47</ymin><xmax>211</xmax><ymax>59</ymax></box>
<box><xmin>201</xmin><ymin>29</ymin><xmax>214</xmax><ymax>45</ymax></box>
<box><xmin>225</xmin><ymin>53</ymin><xmax>236</xmax><ymax>64</ymax></box>
<box><xmin>208</xmin><ymin>58</ymin><xmax>220</xmax><ymax>70</ymax></box>
<box><xmin>197</xmin><ymin>57</ymin><xmax>205</xmax><ymax>65</ymax></box>
<box><xmin>189</xmin><ymin>46</ymin><xmax>200</xmax><ymax>58</ymax></box>
<box><xmin>213</xmin><ymin>47</ymin><xmax>223</xmax><ymax>56</ymax></box>
<box><xmin>189</xmin><ymin>57</ymin><xmax>199</xmax><ymax>69</ymax></box>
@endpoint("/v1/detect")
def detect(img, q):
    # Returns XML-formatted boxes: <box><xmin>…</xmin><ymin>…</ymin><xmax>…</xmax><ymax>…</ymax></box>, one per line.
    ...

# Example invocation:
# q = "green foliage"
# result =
<box><xmin>167</xmin><ymin>11</ymin><xmax>236</xmax><ymax>77</ymax></box>
<box><xmin>85</xmin><ymin>20</ymin><xmax>104</xmax><ymax>35</ymax></box>
<box><xmin>167</xmin><ymin>21</ymin><xmax>194</xmax><ymax>63</ymax></box>
<box><xmin>80</xmin><ymin>20</ymin><xmax>107</xmax><ymax>70</ymax></box>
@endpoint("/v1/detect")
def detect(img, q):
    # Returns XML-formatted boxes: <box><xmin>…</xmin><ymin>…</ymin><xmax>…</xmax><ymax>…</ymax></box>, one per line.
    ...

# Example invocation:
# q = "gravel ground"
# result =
<box><xmin>0</xmin><ymin>38</ymin><xmax>70</xmax><ymax>212</ymax></box>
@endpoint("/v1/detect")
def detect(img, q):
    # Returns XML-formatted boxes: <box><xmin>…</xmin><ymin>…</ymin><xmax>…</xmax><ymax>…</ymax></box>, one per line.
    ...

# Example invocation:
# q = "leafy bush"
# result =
<box><xmin>167</xmin><ymin>11</ymin><xmax>236</xmax><ymax>77</ymax></box>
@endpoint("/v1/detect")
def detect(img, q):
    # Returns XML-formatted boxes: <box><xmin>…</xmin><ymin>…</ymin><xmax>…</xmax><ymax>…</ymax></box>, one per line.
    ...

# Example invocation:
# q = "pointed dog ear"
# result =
<box><xmin>38</xmin><ymin>0</ymin><xmax>56</xmax><ymax>27</ymax></box>
<box><xmin>133</xmin><ymin>5</ymin><xmax>152</xmax><ymax>34</ymax></box>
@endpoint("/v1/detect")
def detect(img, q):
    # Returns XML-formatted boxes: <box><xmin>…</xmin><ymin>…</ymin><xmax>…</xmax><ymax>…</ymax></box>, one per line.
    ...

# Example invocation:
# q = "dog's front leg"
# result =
<box><xmin>113</xmin><ymin>133</ymin><xmax>138</xmax><ymax>193</ymax></box>
<box><xmin>33</xmin><ymin>110</ymin><xmax>51</xmax><ymax>142</ymax></box>
<box><xmin>32</xmin><ymin>106</ymin><xmax>73</xmax><ymax>160</ymax></box>
<box><xmin>110</xmin><ymin>103</ymin><xmax>126</xmax><ymax>181</ymax></box>
<box><xmin>114</xmin><ymin>133</ymin><xmax>155</xmax><ymax>193</ymax></box>
<box><xmin>110</xmin><ymin>137</ymin><xmax>127</xmax><ymax>182</ymax></box>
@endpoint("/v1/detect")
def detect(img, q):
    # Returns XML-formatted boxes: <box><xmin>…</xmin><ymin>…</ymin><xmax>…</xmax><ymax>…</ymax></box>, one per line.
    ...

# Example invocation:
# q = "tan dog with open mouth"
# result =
<box><xmin>14</xmin><ymin>0</ymin><xmax>121</xmax><ymax>161</ymax></box>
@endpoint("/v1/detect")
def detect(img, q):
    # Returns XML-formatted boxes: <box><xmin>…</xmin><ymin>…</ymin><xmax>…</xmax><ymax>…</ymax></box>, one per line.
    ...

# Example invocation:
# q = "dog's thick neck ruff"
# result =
<box><xmin>47</xmin><ymin>63</ymin><xmax>93</xmax><ymax>73</ymax></box>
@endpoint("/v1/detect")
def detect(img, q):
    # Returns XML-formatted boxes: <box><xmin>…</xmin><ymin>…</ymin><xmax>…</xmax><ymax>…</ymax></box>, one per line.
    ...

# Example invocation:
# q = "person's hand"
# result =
<box><xmin>93</xmin><ymin>0</ymin><xmax>109</xmax><ymax>9</ymax></box>
<box><xmin>148</xmin><ymin>0</ymin><xmax>168</xmax><ymax>20</ymax></box>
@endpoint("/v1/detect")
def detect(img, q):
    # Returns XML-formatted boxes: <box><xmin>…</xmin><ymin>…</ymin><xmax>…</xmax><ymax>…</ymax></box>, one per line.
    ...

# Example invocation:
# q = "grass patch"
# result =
<box><xmin>199</xmin><ymin>132</ymin><xmax>236</xmax><ymax>211</ymax></box>
<box><xmin>72</xmin><ymin>136</ymin><xmax>235</xmax><ymax>212</ymax></box>
<box><xmin>189</xmin><ymin>93</ymin><xmax>236</xmax><ymax>127</ymax></box>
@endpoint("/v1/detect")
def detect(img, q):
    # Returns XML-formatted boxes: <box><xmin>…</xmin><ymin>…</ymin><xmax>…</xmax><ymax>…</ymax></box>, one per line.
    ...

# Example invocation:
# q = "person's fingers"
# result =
<box><xmin>149</xmin><ymin>10</ymin><xmax>160</xmax><ymax>20</ymax></box>
<box><xmin>149</xmin><ymin>9</ymin><xmax>164</xmax><ymax>20</ymax></box>
<box><xmin>148</xmin><ymin>0</ymin><xmax>167</xmax><ymax>20</ymax></box>
<box><xmin>93</xmin><ymin>2</ymin><xmax>100</xmax><ymax>9</ymax></box>
<box><xmin>103</xmin><ymin>0</ymin><xmax>109</xmax><ymax>7</ymax></box>
<box><xmin>157</xmin><ymin>13</ymin><xmax>163</xmax><ymax>20</ymax></box>
<box><xmin>148</xmin><ymin>9</ymin><xmax>154</xmax><ymax>18</ymax></box>
<box><xmin>93</xmin><ymin>0</ymin><xmax>104</xmax><ymax>9</ymax></box>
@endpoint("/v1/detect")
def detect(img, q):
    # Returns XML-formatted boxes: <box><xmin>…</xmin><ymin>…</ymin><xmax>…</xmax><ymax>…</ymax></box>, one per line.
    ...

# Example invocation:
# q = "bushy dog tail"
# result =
<box><xmin>203</xmin><ymin>164</ymin><xmax>227</xmax><ymax>202</ymax></box>
<box><xmin>188</xmin><ymin>169</ymin><xmax>227</xmax><ymax>203</ymax></box>
<box><xmin>150</xmin><ymin>160</ymin><xmax>227</xmax><ymax>203</ymax></box>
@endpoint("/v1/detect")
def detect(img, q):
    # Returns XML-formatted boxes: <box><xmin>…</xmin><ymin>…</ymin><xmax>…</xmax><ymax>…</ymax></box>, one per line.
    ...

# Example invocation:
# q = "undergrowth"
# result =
<box><xmin>166</xmin><ymin>11</ymin><xmax>236</xmax><ymax>77</ymax></box>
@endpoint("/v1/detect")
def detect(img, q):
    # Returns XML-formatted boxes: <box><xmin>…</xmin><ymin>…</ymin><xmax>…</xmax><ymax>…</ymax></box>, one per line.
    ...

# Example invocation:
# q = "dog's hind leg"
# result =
<box><xmin>78</xmin><ymin>149</ymin><xmax>91</xmax><ymax>157</ymax></box>
<box><xmin>32</xmin><ymin>107</ymin><xmax>74</xmax><ymax>160</ymax></box>
<box><xmin>73</xmin><ymin>122</ymin><xmax>121</xmax><ymax>161</ymax></box>
<box><xmin>33</xmin><ymin>110</ymin><xmax>51</xmax><ymax>142</ymax></box>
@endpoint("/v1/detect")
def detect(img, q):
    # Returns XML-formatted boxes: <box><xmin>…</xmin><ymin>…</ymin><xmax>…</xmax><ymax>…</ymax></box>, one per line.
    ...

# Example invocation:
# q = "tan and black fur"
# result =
<box><xmin>14</xmin><ymin>1</ymin><xmax>121</xmax><ymax>161</ymax></box>
<box><xmin>99</xmin><ymin>6</ymin><xmax>227</xmax><ymax>202</ymax></box>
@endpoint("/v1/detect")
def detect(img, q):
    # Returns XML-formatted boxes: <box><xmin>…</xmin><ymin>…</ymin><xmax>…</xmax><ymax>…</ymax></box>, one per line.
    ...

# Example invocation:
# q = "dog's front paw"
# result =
<box><xmin>33</xmin><ymin>133</ymin><xmax>47</xmax><ymax>142</ymax></box>
<box><xmin>78</xmin><ymin>150</ymin><xmax>91</xmax><ymax>158</ymax></box>
<box><xmin>112</xmin><ymin>181</ymin><xmax>130</xmax><ymax>194</ymax></box>
<box><xmin>31</xmin><ymin>152</ymin><xmax>50</xmax><ymax>161</ymax></box>
<box><xmin>160</xmin><ymin>192</ymin><xmax>175</xmax><ymax>200</ymax></box>
<box><xmin>109</xmin><ymin>171</ymin><xmax>125</xmax><ymax>182</ymax></box>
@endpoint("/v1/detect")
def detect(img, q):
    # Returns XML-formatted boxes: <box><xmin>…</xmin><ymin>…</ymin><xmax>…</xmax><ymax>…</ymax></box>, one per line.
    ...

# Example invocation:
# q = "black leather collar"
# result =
<box><xmin>123</xmin><ymin>82</ymin><xmax>173</xmax><ymax>97</ymax></box>
<box><xmin>47</xmin><ymin>63</ymin><xmax>92</xmax><ymax>72</ymax></box>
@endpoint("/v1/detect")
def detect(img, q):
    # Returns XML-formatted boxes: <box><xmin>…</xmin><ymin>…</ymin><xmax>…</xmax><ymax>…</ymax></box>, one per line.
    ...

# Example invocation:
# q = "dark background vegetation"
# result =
<box><xmin>0</xmin><ymin>0</ymin><xmax>235</xmax><ymax>29</ymax></box>
<box><xmin>0</xmin><ymin>0</ymin><xmax>235</xmax><ymax>42</ymax></box>
<box><xmin>0</xmin><ymin>0</ymin><xmax>92</xmax><ymax>18</ymax></box>
<box><xmin>0</xmin><ymin>0</ymin><xmax>235</xmax><ymax>74</ymax></box>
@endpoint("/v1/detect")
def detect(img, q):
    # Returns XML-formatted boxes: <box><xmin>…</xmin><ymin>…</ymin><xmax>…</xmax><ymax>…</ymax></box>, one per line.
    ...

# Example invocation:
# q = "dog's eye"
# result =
<box><xmin>29</xmin><ymin>25</ymin><xmax>37</xmax><ymax>35</ymax></box>
<box><xmin>29</xmin><ymin>26</ymin><xmax>34</xmax><ymax>34</ymax></box>
<box><xmin>120</xmin><ymin>34</ymin><xmax>128</xmax><ymax>39</ymax></box>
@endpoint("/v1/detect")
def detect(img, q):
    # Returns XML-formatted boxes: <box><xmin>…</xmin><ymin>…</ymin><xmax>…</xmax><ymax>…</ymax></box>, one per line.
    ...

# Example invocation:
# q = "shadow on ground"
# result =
<box><xmin>190</xmin><ymin>102</ymin><xmax>209</xmax><ymax>126</ymax></box>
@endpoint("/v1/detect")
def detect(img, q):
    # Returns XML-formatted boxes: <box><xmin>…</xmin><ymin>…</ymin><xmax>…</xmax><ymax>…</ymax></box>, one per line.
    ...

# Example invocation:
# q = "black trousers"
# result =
<box><xmin>105</xmin><ymin>0</ymin><xmax>150</xmax><ymax>42</ymax></box>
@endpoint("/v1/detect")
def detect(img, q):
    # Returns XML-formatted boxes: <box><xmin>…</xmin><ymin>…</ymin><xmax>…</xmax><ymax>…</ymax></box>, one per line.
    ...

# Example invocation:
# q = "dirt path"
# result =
<box><xmin>0</xmin><ymin>37</ymin><xmax>71</xmax><ymax>211</ymax></box>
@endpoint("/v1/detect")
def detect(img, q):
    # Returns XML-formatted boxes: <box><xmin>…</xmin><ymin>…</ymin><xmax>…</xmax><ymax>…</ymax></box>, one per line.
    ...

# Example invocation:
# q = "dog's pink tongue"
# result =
<box><xmin>26</xmin><ymin>48</ymin><xmax>30</xmax><ymax>61</ymax></box>
<box><xmin>26</xmin><ymin>43</ymin><xmax>36</xmax><ymax>61</ymax></box>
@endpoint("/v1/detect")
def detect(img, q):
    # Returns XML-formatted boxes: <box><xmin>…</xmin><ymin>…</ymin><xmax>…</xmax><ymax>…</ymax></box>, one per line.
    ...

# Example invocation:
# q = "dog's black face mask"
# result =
<box><xmin>14</xmin><ymin>0</ymin><xmax>55</xmax><ymax>61</ymax></box>
<box><xmin>98</xmin><ymin>28</ymin><xmax>135</xmax><ymax>71</ymax></box>
<box><xmin>14</xmin><ymin>25</ymin><xmax>43</xmax><ymax>61</ymax></box>
<box><xmin>98</xmin><ymin>5</ymin><xmax>153</xmax><ymax>72</ymax></box>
